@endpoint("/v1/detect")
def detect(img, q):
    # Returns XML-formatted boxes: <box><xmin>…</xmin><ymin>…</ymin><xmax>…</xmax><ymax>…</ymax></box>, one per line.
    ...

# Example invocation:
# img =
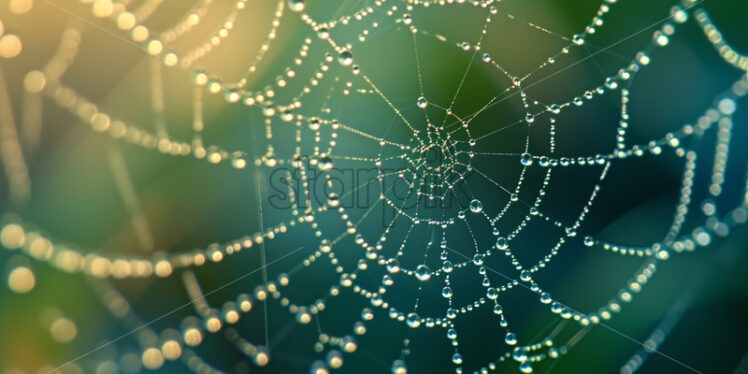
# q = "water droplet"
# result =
<box><xmin>327</xmin><ymin>193</ymin><xmax>340</xmax><ymax>207</ymax></box>
<box><xmin>326</xmin><ymin>350</ymin><xmax>343</xmax><ymax>369</ymax></box>
<box><xmin>513</xmin><ymin>347</ymin><xmax>527</xmax><ymax>362</ymax></box>
<box><xmin>402</xmin><ymin>14</ymin><xmax>412</xmax><ymax>25</ymax></box>
<box><xmin>391</xmin><ymin>360</ymin><xmax>407</xmax><ymax>374</ymax></box>
<box><xmin>231</xmin><ymin>153</ymin><xmax>247</xmax><ymax>169</ymax></box>
<box><xmin>520</xmin><ymin>270</ymin><xmax>531</xmax><ymax>282</ymax></box>
<box><xmin>520</xmin><ymin>153</ymin><xmax>533</xmax><ymax>166</ymax></box>
<box><xmin>415</xmin><ymin>264</ymin><xmax>431</xmax><ymax>282</ymax></box>
<box><xmin>469</xmin><ymin>199</ymin><xmax>483</xmax><ymax>213</ymax></box>
<box><xmin>310</xmin><ymin>360</ymin><xmax>328</xmax><ymax>374</ymax></box>
<box><xmin>317</xmin><ymin>27</ymin><xmax>329</xmax><ymax>39</ymax></box>
<box><xmin>361</xmin><ymin>308</ymin><xmax>374</xmax><ymax>320</ymax></box>
<box><xmin>550</xmin><ymin>302</ymin><xmax>563</xmax><ymax>314</ymax></box>
<box><xmin>519</xmin><ymin>362</ymin><xmax>533</xmax><ymax>373</ymax></box>
<box><xmin>548</xmin><ymin>347</ymin><xmax>559</xmax><ymax>358</ymax></box>
<box><xmin>496</xmin><ymin>237</ymin><xmax>508</xmax><ymax>250</ymax></box>
<box><xmin>472</xmin><ymin>254</ymin><xmax>484</xmax><ymax>266</ymax></box>
<box><xmin>317</xmin><ymin>155</ymin><xmax>333</xmax><ymax>171</ymax></box>
<box><xmin>281</xmin><ymin>109</ymin><xmax>294</xmax><ymax>122</ymax></box>
<box><xmin>386</xmin><ymin>258</ymin><xmax>400</xmax><ymax>273</ymax></box>
<box><xmin>584</xmin><ymin>236</ymin><xmax>594</xmax><ymax>247</ymax></box>
<box><xmin>406</xmin><ymin>312</ymin><xmax>421</xmax><ymax>328</ymax></box>
<box><xmin>505</xmin><ymin>332</ymin><xmax>517</xmax><ymax>345</ymax></box>
<box><xmin>636</xmin><ymin>51</ymin><xmax>650</xmax><ymax>65</ymax></box>
<box><xmin>446</xmin><ymin>308</ymin><xmax>457</xmax><ymax>319</ymax></box>
<box><xmin>296</xmin><ymin>307</ymin><xmax>312</xmax><ymax>324</ymax></box>
<box><xmin>605</xmin><ymin>77</ymin><xmax>618</xmax><ymax>90</ymax></box>
<box><xmin>447</xmin><ymin>328</ymin><xmax>457</xmax><ymax>339</ymax></box>
<box><xmin>338</xmin><ymin>50</ymin><xmax>353</xmax><ymax>66</ymax></box>
<box><xmin>671</xmin><ymin>5</ymin><xmax>688</xmax><ymax>23</ymax></box>
<box><xmin>452</xmin><ymin>353</ymin><xmax>463</xmax><ymax>365</ymax></box>
<box><xmin>309</xmin><ymin>117</ymin><xmax>321</xmax><ymax>131</ymax></box>
<box><xmin>442</xmin><ymin>286</ymin><xmax>453</xmax><ymax>298</ymax></box>
<box><xmin>288</xmin><ymin>0</ymin><xmax>305</xmax><ymax>12</ymax></box>
<box><xmin>540</xmin><ymin>292</ymin><xmax>552</xmax><ymax>304</ymax></box>
<box><xmin>253</xmin><ymin>346</ymin><xmax>270</xmax><ymax>366</ymax></box>
<box><xmin>382</xmin><ymin>274</ymin><xmax>393</xmax><ymax>286</ymax></box>
<box><xmin>653</xmin><ymin>31</ymin><xmax>669</xmax><ymax>46</ymax></box>
<box><xmin>442</xmin><ymin>261</ymin><xmax>454</xmax><ymax>273</ymax></box>
<box><xmin>417</xmin><ymin>96</ymin><xmax>428</xmax><ymax>109</ymax></box>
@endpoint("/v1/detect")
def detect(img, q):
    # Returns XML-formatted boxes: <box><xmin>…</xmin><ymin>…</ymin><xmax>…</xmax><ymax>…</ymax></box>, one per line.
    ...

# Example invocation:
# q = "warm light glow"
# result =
<box><xmin>161</xmin><ymin>340</ymin><xmax>182</xmax><ymax>360</ymax></box>
<box><xmin>0</xmin><ymin>224</ymin><xmax>25</xmax><ymax>249</ymax></box>
<box><xmin>183</xmin><ymin>328</ymin><xmax>202</xmax><ymax>346</ymax></box>
<box><xmin>0</xmin><ymin>34</ymin><xmax>22</xmax><ymax>58</ymax></box>
<box><xmin>117</xmin><ymin>12</ymin><xmax>136</xmax><ymax>30</ymax></box>
<box><xmin>9</xmin><ymin>0</ymin><xmax>33</xmax><ymax>15</ymax></box>
<box><xmin>132</xmin><ymin>26</ymin><xmax>149</xmax><ymax>42</ymax></box>
<box><xmin>23</xmin><ymin>70</ymin><xmax>46</xmax><ymax>93</ymax></box>
<box><xmin>92</xmin><ymin>0</ymin><xmax>113</xmax><ymax>17</ymax></box>
<box><xmin>50</xmin><ymin>317</ymin><xmax>77</xmax><ymax>343</ymax></box>
<box><xmin>7</xmin><ymin>266</ymin><xmax>35</xmax><ymax>293</ymax></box>
<box><xmin>141</xmin><ymin>347</ymin><xmax>164</xmax><ymax>369</ymax></box>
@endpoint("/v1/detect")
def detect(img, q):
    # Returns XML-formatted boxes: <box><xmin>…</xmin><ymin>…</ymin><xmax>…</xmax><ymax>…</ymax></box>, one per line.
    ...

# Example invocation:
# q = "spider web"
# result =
<box><xmin>1</xmin><ymin>0</ymin><xmax>748</xmax><ymax>373</ymax></box>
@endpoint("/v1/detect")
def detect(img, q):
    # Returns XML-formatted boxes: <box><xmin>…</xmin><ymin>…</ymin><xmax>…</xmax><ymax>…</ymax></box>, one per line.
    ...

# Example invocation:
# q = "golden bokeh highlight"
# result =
<box><xmin>9</xmin><ymin>0</ymin><xmax>33</xmax><ymax>15</ymax></box>
<box><xmin>0</xmin><ymin>224</ymin><xmax>25</xmax><ymax>249</ymax></box>
<box><xmin>116</xmin><ymin>12</ymin><xmax>136</xmax><ymax>30</ymax></box>
<box><xmin>23</xmin><ymin>70</ymin><xmax>46</xmax><ymax>93</ymax></box>
<box><xmin>205</xmin><ymin>316</ymin><xmax>222</xmax><ymax>332</ymax></box>
<box><xmin>50</xmin><ymin>317</ymin><xmax>77</xmax><ymax>343</ymax></box>
<box><xmin>183</xmin><ymin>328</ymin><xmax>202</xmax><ymax>346</ymax></box>
<box><xmin>146</xmin><ymin>40</ymin><xmax>163</xmax><ymax>55</ymax></box>
<box><xmin>28</xmin><ymin>236</ymin><xmax>53</xmax><ymax>259</ymax></box>
<box><xmin>160</xmin><ymin>340</ymin><xmax>182</xmax><ymax>360</ymax></box>
<box><xmin>163</xmin><ymin>52</ymin><xmax>178</xmax><ymax>66</ymax></box>
<box><xmin>154</xmin><ymin>260</ymin><xmax>172</xmax><ymax>277</ymax></box>
<box><xmin>141</xmin><ymin>347</ymin><xmax>164</xmax><ymax>369</ymax></box>
<box><xmin>90</xmin><ymin>113</ymin><xmax>111</xmax><ymax>132</ymax></box>
<box><xmin>224</xmin><ymin>309</ymin><xmax>240</xmax><ymax>324</ymax></box>
<box><xmin>132</xmin><ymin>26</ymin><xmax>148</xmax><ymax>42</ymax></box>
<box><xmin>89</xmin><ymin>257</ymin><xmax>112</xmax><ymax>278</ymax></box>
<box><xmin>7</xmin><ymin>266</ymin><xmax>35</xmax><ymax>293</ymax></box>
<box><xmin>0</xmin><ymin>34</ymin><xmax>22</xmax><ymax>59</ymax></box>
<box><xmin>92</xmin><ymin>0</ymin><xmax>114</xmax><ymax>18</ymax></box>
<box><xmin>254</xmin><ymin>351</ymin><xmax>270</xmax><ymax>366</ymax></box>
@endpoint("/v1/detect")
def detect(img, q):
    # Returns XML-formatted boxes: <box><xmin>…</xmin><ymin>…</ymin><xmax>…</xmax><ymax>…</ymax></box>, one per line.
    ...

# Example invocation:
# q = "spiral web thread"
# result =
<box><xmin>1</xmin><ymin>0</ymin><xmax>748</xmax><ymax>373</ymax></box>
